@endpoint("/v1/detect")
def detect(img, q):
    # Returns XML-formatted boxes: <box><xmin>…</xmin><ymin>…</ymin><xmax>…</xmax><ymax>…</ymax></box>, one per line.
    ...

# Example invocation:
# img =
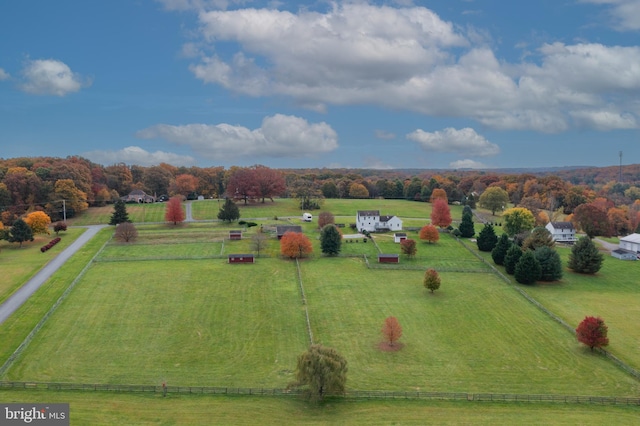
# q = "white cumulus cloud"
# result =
<box><xmin>449</xmin><ymin>159</ymin><xmax>489</xmax><ymax>169</ymax></box>
<box><xmin>580</xmin><ymin>0</ymin><xmax>640</xmax><ymax>31</ymax></box>
<box><xmin>135</xmin><ymin>114</ymin><xmax>338</xmax><ymax>161</ymax></box>
<box><xmin>407</xmin><ymin>127</ymin><xmax>500</xmax><ymax>157</ymax></box>
<box><xmin>83</xmin><ymin>146</ymin><xmax>196</xmax><ymax>167</ymax></box>
<box><xmin>20</xmin><ymin>59</ymin><xmax>91</xmax><ymax>96</ymax></box>
<box><xmin>0</xmin><ymin>68</ymin><xmax>9</xmax><ymax>80</ymax></box>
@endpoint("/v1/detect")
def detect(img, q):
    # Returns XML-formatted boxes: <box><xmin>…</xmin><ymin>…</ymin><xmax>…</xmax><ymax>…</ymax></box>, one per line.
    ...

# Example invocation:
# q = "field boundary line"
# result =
<box><xmin>0</xmin><ymin>235</ymin><xmax>112</xmax><ymax>378</ymax></box>
<box><xmin>455</xmin><ymin>235</ymin><xmax>640</xmax><ymax>381</ymax></box>
<box><xmin>1</xmin><ymin>381</ymin><xmax>639</xmax><ymax>406</ymax></box>
<box><xmin>295</xmin><ymin>259</ymin><xmax>314</xmax><ymax>345</ymax></box>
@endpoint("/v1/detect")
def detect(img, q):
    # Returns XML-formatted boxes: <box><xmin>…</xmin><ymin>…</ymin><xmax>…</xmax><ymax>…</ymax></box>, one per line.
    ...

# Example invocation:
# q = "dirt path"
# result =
<box><xmin>0</xmin><ymin>225</ymin><xmax>108</xmax><ymax>325</ymax></box>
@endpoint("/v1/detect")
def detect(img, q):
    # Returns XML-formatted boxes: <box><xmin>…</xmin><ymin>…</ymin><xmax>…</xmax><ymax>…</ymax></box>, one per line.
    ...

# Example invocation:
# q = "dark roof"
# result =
<box><xmin>378</xmin><ymin>253</ymin><xmax>399</xmax><ymax>258</ymax></box>
<box><xmin>229</xmin><ymin>230</ymin><xmax>242</xmax><ymax>234</ymax></box>
<box><xmin>549</xmin><ymin>222</ymin><xmax>574</xmax><ymax>230</ymax></box>
<box><xmin>358</xmin><ymin>210</ymin><xmax>379</xmax><ymax>217</ymax></box>
<box><xmin>394</xmin><ymin>232</ymin><xmax>407</xmax><ymax>236</ymax></box>
<box><xmin>379</xmin><ymin>215</ymin><xmax>396</xmax><ymax>222</ymax></box>
<box><xmin>276</xmin><ymin>225</ymin><xmax>303</xmax><ymax>236</ymax></box>
<box><xmin>129</xmin><ymin>189</ymin><xmax>148</xmax><ymax>196</ymax></box>
<box><xmin>228</xmin><ymin>253</ymin><xmax>254</xmax><ymax>257</ymax></box>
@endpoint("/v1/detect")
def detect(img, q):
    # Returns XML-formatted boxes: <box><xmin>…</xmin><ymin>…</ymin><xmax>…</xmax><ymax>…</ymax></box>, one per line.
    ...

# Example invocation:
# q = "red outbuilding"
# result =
<box><xmin>378</xmin><ymin>254</ymin><xmax>399</xmax><ymax>263</ymax></box>
<box><xmin>229</xmin><ymin>230</ymin><xmax>242</xmax><ymax>240</ymax></box>
<box><xmin>228</xmin><ymin>254</ymin><xmax>254</xmax><ymax>264</ymax></box>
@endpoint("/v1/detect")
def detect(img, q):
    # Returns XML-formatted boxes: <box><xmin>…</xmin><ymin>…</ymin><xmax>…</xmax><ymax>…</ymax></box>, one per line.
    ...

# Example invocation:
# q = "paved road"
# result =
<box><xmin>0</xmin><ymin>224</ymin><xmax>108</xmax><ymax>325</ymax></box>
<box><xmin>594</xmin><ymin>238</ymin><xmax>618</xmax><ymax>253</ymax></box>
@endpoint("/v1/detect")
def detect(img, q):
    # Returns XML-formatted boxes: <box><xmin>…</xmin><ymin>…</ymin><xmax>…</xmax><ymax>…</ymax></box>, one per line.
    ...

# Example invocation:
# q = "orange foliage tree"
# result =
<box><xmin>24</xmin><ymin>211</ymin><xmax>51</xmax><ymax>235</ymax></box>
<box><xmin>381</xmin><ymin>316</ymin><xmax>403</xmax><ymax>346</ymax></box>
<box><xmin>419</xmin><ymin>224</ymin><xmax>439</xmax><ymax>243</ymax></box>
<box><xmin>165</xmin><ymin>196</ymin><xmax>185</xmax><ymax>225</ymax></box>
<box><xmin>430</xmin><ymin>199</ymin><xmax>452</xmax><ymax>228</ymax></box>
<box><xmin>429</xmin><ymin>188</ymin><xmax>448</xmax><ymax>203</ymax></box>
<box><xmin>280</xmin><ymin>232</ymin><xmax>313</xmax><ymax>259</ymax></box>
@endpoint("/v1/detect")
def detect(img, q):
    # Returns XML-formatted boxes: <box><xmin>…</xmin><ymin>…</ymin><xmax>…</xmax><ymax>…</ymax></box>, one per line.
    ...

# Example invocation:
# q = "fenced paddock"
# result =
<box><xmin>1</xmin><ymin>381</ymin><xmax>639</xmax><ymax>406</ymax></box>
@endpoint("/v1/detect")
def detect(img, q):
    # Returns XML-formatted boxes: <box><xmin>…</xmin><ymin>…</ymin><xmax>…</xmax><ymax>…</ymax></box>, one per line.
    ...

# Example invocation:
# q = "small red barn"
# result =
<box><xmin>378</xmin><ymin>254</ymin><xmax>399</xmax><ymax>263</ymax></box>
<box><xmin>228</xmin><ymin>254</ymin><xmax>254</xmax><ymax>264</ymax></box>
<box><xmin>229</xmin><ymin>230</ymin><xmax>242</xmax><ymax>240</ymax></box>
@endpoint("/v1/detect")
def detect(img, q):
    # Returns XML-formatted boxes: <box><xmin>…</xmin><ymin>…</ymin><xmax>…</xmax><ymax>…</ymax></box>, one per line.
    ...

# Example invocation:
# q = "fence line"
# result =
<box><xmin>1</xmin><ymin>381</ymin><xmax>638</xmax><ymax>406</ymax></box>
<box><xmin>0</xmin><ymin>236</ymin><xmax>112</xmax><ymax>378</ymax></box>
<box><xmin>295</xmin><ymin>259</ymin><xmax>314</xmax><ymax>345</ymax></box>
<box><xmin>455</xmin><ymin>236</ymin><xmax>640</xmax><ymax>381</ymax></box>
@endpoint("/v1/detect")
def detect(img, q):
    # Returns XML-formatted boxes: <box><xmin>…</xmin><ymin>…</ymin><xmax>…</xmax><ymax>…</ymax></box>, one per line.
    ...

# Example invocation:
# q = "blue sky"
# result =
<box><xmin>1</xmin><ymin>0</ymin><xmax>640</xmax><ymax>170</ymax></box>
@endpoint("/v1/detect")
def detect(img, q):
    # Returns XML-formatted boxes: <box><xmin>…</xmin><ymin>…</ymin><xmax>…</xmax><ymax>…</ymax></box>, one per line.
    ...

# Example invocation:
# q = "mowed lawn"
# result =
<box><xmin>299</xmin><ymin>257</ymin><xmax>640</xmax><ymax>396</ymax></box>
<box><xmin>5</xmin><ymin>258</ymin><xmax>309</xmax><ymax>387</ymax></box>
<box><xmin>523</xmin><ymin>247</ymin><xmax>640</xmax><ymax>370</ymax></box>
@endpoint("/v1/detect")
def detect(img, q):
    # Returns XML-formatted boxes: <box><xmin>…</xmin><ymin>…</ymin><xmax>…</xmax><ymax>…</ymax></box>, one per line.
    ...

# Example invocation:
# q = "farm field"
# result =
<box><xmin>2</xmin><ymin>199</ymin><xmax>640</xmax><ymax>423</ymax></box>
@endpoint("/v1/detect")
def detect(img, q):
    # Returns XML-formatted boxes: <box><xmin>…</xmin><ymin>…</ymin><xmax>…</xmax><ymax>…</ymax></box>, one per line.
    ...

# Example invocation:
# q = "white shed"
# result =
<box><xmin>619</xmin><ymin>233</ymin><xmax>640</xmax><ymax>254</ymax></box>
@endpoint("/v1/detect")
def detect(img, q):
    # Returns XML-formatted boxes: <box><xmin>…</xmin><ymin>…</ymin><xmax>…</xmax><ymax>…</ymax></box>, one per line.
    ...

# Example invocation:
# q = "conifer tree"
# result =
<box><xmin>476</xmin><ymin>223</ymin><xmax>498</xmax><ymax>252</ymax></box>
<box><xmin>491</xmin><ymin>233</ymin><xmax>511</xmax><ymax>265</ymax></box>
<box><xmin>568</xmin><ymin>236</ymin><xmax>603</xmax><ymax>274</ymax></box>
<box><xmin>458</xmin><ymin>207</ymin><xmax>475</xmax><ymax>238</ymax></box>
<box><xmin>534</xmin><ymin>246</ymin><xmax>563</xmax><ymax>281</ymax></box>
<box><xmin>504</xmin><ymin>244</ymin><xmax>523</xmax><ymax>275</ymax></box>
<box><xmin>320</xmin><ymin>224</ymin><xmax>342</xmax><ymax>256</ymax></box>
<box><xmin>109</xmin><ymin>199</ymin><xmax>130</xmax><ymax>225</ymax></box>
<box><xmin>514</xmin><ymin>250</ymin><xmax>541</xmax><ymax>284</ymax></box>
<box><xmin>217</xmin><ymin>198</ymin><xmax>240</xmax><ymax>222</ymax></box>
<box><xmin>8</xmin><ymin>218</ymin><xmax>34</xmax><ymax>247</ymax></box>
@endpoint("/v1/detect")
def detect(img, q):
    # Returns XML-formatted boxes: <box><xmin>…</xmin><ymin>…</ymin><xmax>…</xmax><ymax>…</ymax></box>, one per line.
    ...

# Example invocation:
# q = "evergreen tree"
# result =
<box><xmin>320</xmin><ymin>224</ymin><xmax>342</xmax><ymax>256</ymax></box>
<box><xmin>514</xmin><ymin>250</ymin><xmax>541</xmax><ymax>284</ymax></box>
<box><xmin>504</xmin><ymin>244</ymin><xmax>523</xmax><ymax>275</ymax></box>
<box><xmin>533</xmin><ymin>246</ymin><xmax>563</xmax><ymax>281</ymax></box>
<box><xmin>458</xmin><ymin>208</ymin><xmax>475</xmax><ymax>238</ymax></box>
<box><xmin>217</xmin><ymin>198</ymin><xmax>240</xmax><ymax>222</ymax></box>
<box><xmin>8</xmin><ymin>218</ymin><xmax>34</xmax><ymax>247</ymax></box>
<box><xmin>109</xmin><ymin>199</ymin><xmax>130</xmax><ymax>225</ymax></box>
<box><xmin>476</xmin><ymin>223</ymin><xmax>498</xmax><ymax>252</ymax></box>
<box><xmin>491</xmin><ymin>233</ymin><xmax>511</xmax><ymax>265</ymax></box>
<box><xmin>568</xmin><ymin>236</ymin><xmax>604</xmax><ymax>274</ymax></box>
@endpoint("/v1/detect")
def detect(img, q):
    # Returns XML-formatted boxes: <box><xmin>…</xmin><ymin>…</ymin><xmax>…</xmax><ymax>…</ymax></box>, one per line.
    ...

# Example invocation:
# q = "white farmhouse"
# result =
<box><xmin>619</xmin><ymin>233</ymin><xmax>640</xmax><ymax>255</ymax></box>
<box><xmin>356</xmin><ymin>210</ymin><xmax>403</xmax><ymax>233</ymax></box>
<box><xmin>545</xmin><ymin>222</ymin><xmax>577</xmax><ymax>243</ymax></box>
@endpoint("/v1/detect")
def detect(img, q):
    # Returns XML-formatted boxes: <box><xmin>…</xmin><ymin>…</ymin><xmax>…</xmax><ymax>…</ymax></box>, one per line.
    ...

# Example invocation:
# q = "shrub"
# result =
<box><xmin>40</xmin><ymin>237</ymin><xmax>61</xmax><ymax>253</ymax></box>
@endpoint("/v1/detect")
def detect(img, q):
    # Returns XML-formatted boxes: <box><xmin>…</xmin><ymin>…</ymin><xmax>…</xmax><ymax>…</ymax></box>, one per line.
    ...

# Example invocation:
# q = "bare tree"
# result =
<box><xmin>251</xmin><ymin>230</ymin><xmax>269</xmax><ymax>257</ymax></box>
<box><xmin>115</xmin><ymin>222</ymin><xmax>138</xmax><ymax>243</ymax></box>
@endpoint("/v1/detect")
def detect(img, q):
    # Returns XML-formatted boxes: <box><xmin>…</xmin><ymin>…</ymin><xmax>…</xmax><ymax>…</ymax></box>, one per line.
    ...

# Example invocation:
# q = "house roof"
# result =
<box><xmin>229</xmin><ymin>230</ymin><xmax>242</xmax><ymax>234</ymax></box>
<box><xmin>548</xmin><ymin>221</ymin><xmax>574</xmax><ymax>230</ymax></box>
<box><xmin>228</xmin><ymin>254</ymin><xmax>254</xmax><ymax>258</ymax></box>
<box><xmin>129</xmin><ymin>189</ymin><xmax>148</xmax><ymax>196</ymax></box>
<box><xmin>357</xmin><ymin>210</ymin><xmax>379</xmax><ymax>217</ymax></box>
<box><xmin>394</xmin><ymin>232</ymin><xmax>407</xmax><ymax>236</ymax></box>
<box><xmin>276</xmin><ymin>225</ymin><xmax>303</xmax><ymax>236</ymax></box>
<box><xmin>378</xmin><ymin>253</ymin><xmax>399</xmax><ymax>258</ymax></box>
<box><xmin>620</xmin><ymin>233</ymin><xmax>640</xmax><ymax>244</ymax></box>
<box><xmin>379</xmin><ymin>215</ymin><xmax>397</xmax><ymax>222</ymax></box>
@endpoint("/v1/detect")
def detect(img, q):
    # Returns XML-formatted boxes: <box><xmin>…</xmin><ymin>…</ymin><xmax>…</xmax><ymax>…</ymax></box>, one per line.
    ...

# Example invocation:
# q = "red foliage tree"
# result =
<box><xmin>572</xmin><ymin>203</ymin><xmax>611</xmax><ymax>238</ymax></box>
<box><xmin>429</xmin><ymin>188</ymin><xmax>448</xmax><ymax>203</ymax></box>
<box><xmin>252</xmin><ymin>165</ymin><xmax>286</xmax><ymax>203</ymax></box>
<box><xmin>227</xmin><ymin>167</ymin><xmax>257</xmax><ymax>204</ymax></box>
<box><xmin>280</xmin><ymin>232</ymin><xmax>313</xmax><ymax>259</ymax></box>
<box><xmin>419</xmin><ymin>224</ymin><xmax>439</xmax><ymax>243</ymax></box>
<box><xmin>576</xmin><ymin>316</ymin><xmax>609</xmax><ymax>351</ymax></box>
<box><xmin>165</xmin><ymin>196</ymin><xmax>185</xmax><ymax>225</ymax></box>
<box><xmin>400</xmin><ymin>238</ymin><xmax>417</xmax><ymax>257</ymax></box>
<box><xmin>318</xmin><ymin>211</ymin><xmax>335</xmax><ymax>229</ymax></box>
<box><xmin>170</xmin><ymin>174</ymin><xmax>199</xmax><ymax>197</ymax></box>
<box><xmin>381</xmin><ymin>316</ymin><xmax>403</xmax><ymax>346</ymax></box>
<box><xmin>430</xmin><ymin>199</ymin><xmax>452</xmax><ymax>229</ymax></box>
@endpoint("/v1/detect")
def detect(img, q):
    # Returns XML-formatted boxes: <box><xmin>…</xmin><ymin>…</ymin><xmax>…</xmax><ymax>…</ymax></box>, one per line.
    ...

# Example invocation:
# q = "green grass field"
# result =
<box><xmin>3</xmin><ymin>200</ymin><xmax>640</xmax><ymax>423</ymax></box>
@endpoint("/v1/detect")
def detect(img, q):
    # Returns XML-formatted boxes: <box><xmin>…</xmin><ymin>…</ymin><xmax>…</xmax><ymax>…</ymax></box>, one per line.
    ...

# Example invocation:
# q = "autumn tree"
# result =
<box><xmin>318</xmin><ymin>211</ymin><xmax>335</xmax><ymax>229</ymax></box>
<box><xmin>115</xmin><ymin>222</ymin><xmax>138</xmax><ymax>243</ymax></box>
<box><xmin>458</xmin><ymin>206</ymin><xmax>475</xmax><ymax>238</ymax></box>
<box><xmin>430</xmin><ymin>188</ymin><xmax>448</xmax><ymax>203</ymax></box>
<box><xmin>292</xmin><ymin>345</ymin><xmax>347</xmax><ymax>402</ymax></box>
<box><xmin>320</xmin><ymin>224</ymin><xmax>342</xmax><ymax>256</ymax></box>
<box><xmin>251</xmin><ymin>230</ymin><xmax>269</xmax><ymax>257</ymax></box>
<box><xmin>419</xmin><ymin>224</ymin><xmax>439</xmax><ymax>243</ymax></box>
<box><xmin>290</xmin><ymin>178</ymin><xmax>324</xmax><ymax>210</ymax></box>
<box><xmin>252</xmin><ymin>165</ymin><xmax>286</xmax><ymax>202</ymax></box>
<box><xmin>109</xmin><ymin>200</ymin><xmax>129</xmax><ymax>225</ymax></box>
<box><xmin>24</xmin><ymin>211</ymin><xmax>51</xmax><ymax>235</ymax></box>
<box><xmin>423</xmin><ymin>268</ymin><xmax>441</xmax><ymax>293</ymax></box>
<box><xmin>478</xmin><ymin>187</ymin><xmax>509</xmax><ymax>215</ymax></box>
<box><xmin>280</xmin><ymin>232</ymin><xmax>313</xmax><ymax>259</ymax></box>
<box><xmin>572</xmin><ymin>203</ymin><xmax>611</xmax><ymax>238</ymax></box>
<box><xmin>217</xmin><ymin>198</ymin><xmax>240</xmax><ymax>222</ymax></box>
<box><xmin>576</xmin><ymin>316</ymin><xmax>609</xmax><ymax>351</ymax></box>
<box><xmin>52</xmin><ymin>179</ymin><xmax>89</xmax><ymax>218</ymax></box>
<box><xmin>170</xmin><ymin>174</ymin><xmax>199</xmax><ymax>198</ymax></box>
<box><xmin>476</xmin><ymin>223</ymin><xmax>498</xmax><ymax>252</ymax></box>
<box><xmin>430</xmin><ymin>199</ymin><xmax>452</xmax><ymax>229</ymax></box>
<box><xmin>53</xmin><ymin>221</ymin><xmax>67</xmax><ymax>235</ymax></box>
<box><xmin>348</xmin><ymin>183</ymin><xmax>369</xmax><ymax>199</ymax></box>
<box><xmin>568</xmin><ymin>236</ymin><xmax>603</xmax><ymax>274</ymax></box>
<box><xmin>381</xmin><ymin>316</ymin><xmax>403</xmax><ymax>346</ymax></box>
<box><xmin>165</xmin><ymin>196</ymin><xmax>185</xmax><ymax>225</ymax></box>
<box><xmin>8</xmin><ymin>218</ymin><xmax>34</xmax><ymax>247</ymax></box>
<box><xmin>607</xmin><ymin>207</ymin><xmax>630</xmax><ymax>236</ymax></box>
<box><xmin>514</xmin><ymin>251</ymin><xmax>541</xmax><ymax>285</ymax></box>
<box><xmin>502</xmin><ymin>207</ymin><xmax>535</xmax><ymax>237</ymax></box>
<box><xmin>400</xmin><ymin>238</ymin><xmax>417</xmax><ymax>257</ymax></box>
<box><xmin>491</xmin><ymin>233</ymin><xmax>512</xmax><ymax>265</ymax></box>
<box><xmin>226</xmin><ymin>167</ymin><xmax>257</xmax><ymax>204</ymax></box>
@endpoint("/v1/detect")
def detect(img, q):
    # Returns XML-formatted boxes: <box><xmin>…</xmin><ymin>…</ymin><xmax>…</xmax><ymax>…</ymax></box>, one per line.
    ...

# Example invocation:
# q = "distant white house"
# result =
<box><xmin>545</xmin><ymin>222</ymin><xmax>577</xmax><ymax>243</ymax></box>
<box><xmin>356</xmin><ymin>210</ymin><xmax>403</xmax><ymax>233</ymax></box>
<box><xmin>619</xmin><ymin>233</ymin><xmax>640</xmax><ymax>254</ymax></box>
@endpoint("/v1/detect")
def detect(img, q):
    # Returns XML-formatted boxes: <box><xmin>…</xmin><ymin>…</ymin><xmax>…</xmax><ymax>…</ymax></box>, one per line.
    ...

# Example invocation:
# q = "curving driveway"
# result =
<box><xmin>0</xmin><ymin>224</ymin><xmax>108</xmax><ymax>325</ymax></box>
